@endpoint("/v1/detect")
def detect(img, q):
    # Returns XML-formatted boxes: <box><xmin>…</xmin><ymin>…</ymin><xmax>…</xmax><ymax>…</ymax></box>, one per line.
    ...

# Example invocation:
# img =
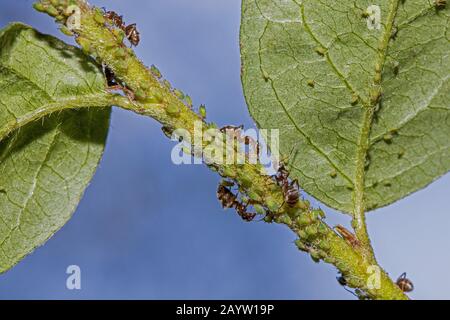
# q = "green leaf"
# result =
<box><xmin>0</xmin><ymin>23</ymin><xmax>112</xmax><ymax>272</ymax></box>
<box><xmin>240</xmin><ymin>0</ymin><xmax>450</xmax><ymax>214</ymax></box>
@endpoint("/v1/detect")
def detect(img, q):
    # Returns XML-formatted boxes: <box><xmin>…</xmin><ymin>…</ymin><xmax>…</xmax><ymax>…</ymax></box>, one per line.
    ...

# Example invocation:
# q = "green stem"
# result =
<box><xmin>352</xmin><ymin>0</ymin><xmax>401</xmax><ymax>263</ymax></box>
<box><xmin>31</xmin><ymin>0</ymin><xmax>409</xmax><ymax>300</ymax></box>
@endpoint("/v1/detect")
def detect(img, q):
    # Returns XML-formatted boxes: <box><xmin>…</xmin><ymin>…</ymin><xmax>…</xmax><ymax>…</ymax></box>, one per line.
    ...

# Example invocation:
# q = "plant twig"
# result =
<box><xmin>32</xmin><ymin>0</ymin><xmax>408</xmax><ymax>300</ymax></box>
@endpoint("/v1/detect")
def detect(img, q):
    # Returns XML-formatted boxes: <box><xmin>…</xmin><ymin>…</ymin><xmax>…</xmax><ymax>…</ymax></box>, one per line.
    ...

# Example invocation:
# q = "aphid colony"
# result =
<box><xmin>103</xmin><ymin>9</ymin><xmax>140</xmax><ymax>46</ymax></box>
<box><xmin>100</xmin><ymin>12</ymin><xmax>206</xmax><ymax>118</ymax></box>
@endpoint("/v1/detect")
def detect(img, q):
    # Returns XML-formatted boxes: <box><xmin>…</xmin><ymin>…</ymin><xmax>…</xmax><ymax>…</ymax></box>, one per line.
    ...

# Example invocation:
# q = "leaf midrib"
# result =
<box><xmin>255</xmin><ymin>0</ymin><xmax>402</xmax><ymax>216</ymax></box>
<box><xmin>353</xmin><ymin>0</ymin><xmax>400</xmax><ymax>221</ymax></box>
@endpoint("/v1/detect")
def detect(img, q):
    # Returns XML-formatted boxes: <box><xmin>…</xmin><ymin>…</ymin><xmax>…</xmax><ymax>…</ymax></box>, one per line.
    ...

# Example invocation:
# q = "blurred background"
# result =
<box><xmin>0</xmin><ymin>0</ymin><xmax>449</xmax><ymax>299</ymax></box>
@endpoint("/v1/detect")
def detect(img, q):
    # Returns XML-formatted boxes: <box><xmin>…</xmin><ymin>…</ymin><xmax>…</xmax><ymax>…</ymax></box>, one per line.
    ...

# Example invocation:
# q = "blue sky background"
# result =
<box><xmin>0</xmin><ymin>0</ymin><xmax>449</xmax><ymax>299</ymax></box>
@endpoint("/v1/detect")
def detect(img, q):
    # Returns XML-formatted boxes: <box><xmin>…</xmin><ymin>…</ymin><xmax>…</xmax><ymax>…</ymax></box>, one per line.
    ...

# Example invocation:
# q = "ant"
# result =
<box><xmin>103</xmin><ymin>8</ymin><xmax>140</xmax><ymax>46</ymax></box>
<box><xmin>216</xmin><ymin>182</ymin><xmax>256</xmax><ymax>222</ymax></box>
<box><xmin>334</xmin><ymin>225</ymin><xmax>360</xmax><ymax>248</ymax></box>
<box><xmin>220</xmin><ymin>125</ymin><xmax>244</xmax><ymax>134</ymax></box>
<box><xmin>217</xmin><ymin>184</ymin><xmax>237</xmax><ymax>209</ymax></box>
<box><xmin>125</xmin><ymin>24</ymin><xmax>140</xmax><ymax>47</ymax></box>
<box><xmin>273</xmin><ymin>164</ymin><xmax>300</xmax><ymax>208</ymax></box>
<box><xmin>235</xmin><ymin>202</ymin><xmax>257</xmax><ymax>222</ymax></box>
<box><xmin>396</xmin><ymin>272</ymin><xmax>414</xmax><ymax>292</ymax></box>
<box><xmin>103</xmin><ymin>65</ymin><xmax>137</xmax><ymax>100</ymax></box>
<box><xmin>103</xmin><ymin>10</ymin><xmax>124</xmax><ymax>29</ymax></box>
<box><xmin>103</xmin><ymin>66</ymin><xmax>118</xmax><ymax>87</ymax></box>
<box><xmin>242</xmin><ymin>135</ymin><xmax>261</xmax><ymax>162</ymax></box>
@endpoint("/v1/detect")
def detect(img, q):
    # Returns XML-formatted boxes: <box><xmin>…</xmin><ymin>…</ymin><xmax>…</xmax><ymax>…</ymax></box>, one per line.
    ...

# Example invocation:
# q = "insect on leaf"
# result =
<box><xmin>240</xmin><ymin>0</ymin><xmax>450</xmax><ymax>214</ymax></box>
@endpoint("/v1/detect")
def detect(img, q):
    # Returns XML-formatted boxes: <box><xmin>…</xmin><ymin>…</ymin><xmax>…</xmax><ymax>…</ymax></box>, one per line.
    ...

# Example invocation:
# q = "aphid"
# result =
<box><xmin>33</xmin><ymin>2</ymin><xmax>46</xmax><ymax>13</ymax></box>
<box><xmin>383</xmin><ymin>133</ymin><xmax>393</xmax><ymax>143</ymax></box>
<box><xmin>134</xmin><ymin>88</ymin><xmax>148</xmax><ymax>101</ymax></box>
<box><xmin>150</xmin><ymin>65</ymin><xmax>162</xmax><ymax>79</ymax></box>
<box><xmin>391</xmin><ymin>26</ymin><xmax>398</xmax><ymax>40</ymax></box>
<box><xmin>393</xmin><ymin>61</ymin><xmax>400</xmax><ymax>76</ymax></box>
<box><xmin>162</xmin><ymin>79</ymin><xmax>172</xmax><ymax>90</ymax></box>
<box><xmin>59</xmin><ymin>25</ymin><xmax>74</xmax><ymax>37</ymax></box>
<box><xmin>166</xmin><ymin>104</ymin><xmax>181</xmax><ymax>117</ymax></box>
<box><xmin>113</xmin><ymin>47</ymin><xmax>127</xmax><ymax>59</ymax></box>
<box><xmin>77</xmin><ymin>37</ymin><xmax>92</xmax><ymax>55</ymax></box>
<box><xmin>307</xmin><ymin>79</ymin><xmax>315</xmax><ymax>88</ymax></box>
<box><xmin>173</xmin><ymin>89</ymin><xmax>185</xmax><ymax>100</ymax></box>
<box><xmin>262</xmin><ymin>69</ymin><xmax>270</xmax><ymax>82</ymax></box>
<box><xmin>47</xmin><ymin>6</ymin><xmax>59</xmax><ymax>18</ymax></box>
<box><xmin>396</xmin><ymin>273</ymin><xmax>414</xmax><ymax>292</ymax></box>
<box><xmin>93</xmin><ymin>8</ymin><xmax>106</xmax><ymax>24</ymax></box>
<box><xmin>370</xmin><ymin>88</ymin><xmax>382</xmax><ymax>105</ymax></box>
<box><xmin>315</xmin><ymin>46</ymin><xmax>326</xmax><ymax>56</ymax></box>
<box><xmin>374</xmin><ymin>73</ymin><xmax>382</xmax><ymax>84</ymax></box>
<box><xmin>350</xmin><ymin>93</ymin><xmax>359</xmax><ymax>106</ymax></box>
<box><xmin>199</xmin><ymin>104</ymin><xmax>207</xmax><ymax>119</ymax></box>
<box><xmin>335</xmin><ymin>225</ymin><xmax>360</xmax><ymax>248</ymax></box>
<box><xmin>125</xmin><ymin>23</ymin><xmax>140</xmax><ymax>46</ymax></box>
<box><xmin>185</xmin><ymin>95</ymin><xmax>193</xmax><ymax>108</ymax></box>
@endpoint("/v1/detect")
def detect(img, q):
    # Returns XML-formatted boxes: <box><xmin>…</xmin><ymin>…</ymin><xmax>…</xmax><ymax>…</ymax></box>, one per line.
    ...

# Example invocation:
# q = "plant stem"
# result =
<box><xmin>32</xmin><ymin>0</ymin><xmax>409</xmax><ymax>300</ymax></box>
<box><xmin>352</xmin><ymin>0</ymin><xmax>401</xmax><ymax>263</ymax></box>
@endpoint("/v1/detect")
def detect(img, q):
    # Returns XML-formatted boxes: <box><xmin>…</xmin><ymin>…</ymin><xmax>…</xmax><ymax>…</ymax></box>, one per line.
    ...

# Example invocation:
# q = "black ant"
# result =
<box><xmin>220</xmin><ymin>125</ymin><xmax>261</xmax><ymax>162</ymax></box>
<box><xmin>220</xmin><ymin>125</ymin><xmax>244</xmax><ymax>134</ymax></box>
<box><xmin>217</xmin><ymin>184</ymin><xmax>237</xmax><ymax>209</ymax></box>
<box><xmin>396</xmin><ymin>272</ymin><xmax>414</xmax><ymax>292</ymax></box>
<box><xmin>125</xmin><ymin>23</ymin><xmax>140</xmax><ymax>47</ymax></box>
<box><xmin>103</xmin><ymin>9</ymin><xmax>124</xmax><ymax>29</ymax></box>
<box><xmin>235</xmin><ymin>202</ymin><xmax>257</xmax><ymax>222</ymax></box>
<box><xmin>103</xmin><ymin>64</ymin><xmax>136</xmax><ymax>100</ymax></box>
<box><xmin>274</xmin><ymin>164</ymin><xmax>300</xmax><ymax>208</ymax></box>
<box><xmin>243</xmin><ymin>135</ymin><xmax>260</xmax><ymax>161</ymax></box>
<box><xmin>216</xmin><ymin>182</ymin><xmax>256</xmax><ymax>222</ymax></box>
<box><xmin>103</xmin><ymin>66</ymin><xmax>117</xmax><ymax>87</ymax></box>
<box><xmin>103</xmin><ymin>8</ymin><xmax>140</xmax><ymax>46</ymax></box>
